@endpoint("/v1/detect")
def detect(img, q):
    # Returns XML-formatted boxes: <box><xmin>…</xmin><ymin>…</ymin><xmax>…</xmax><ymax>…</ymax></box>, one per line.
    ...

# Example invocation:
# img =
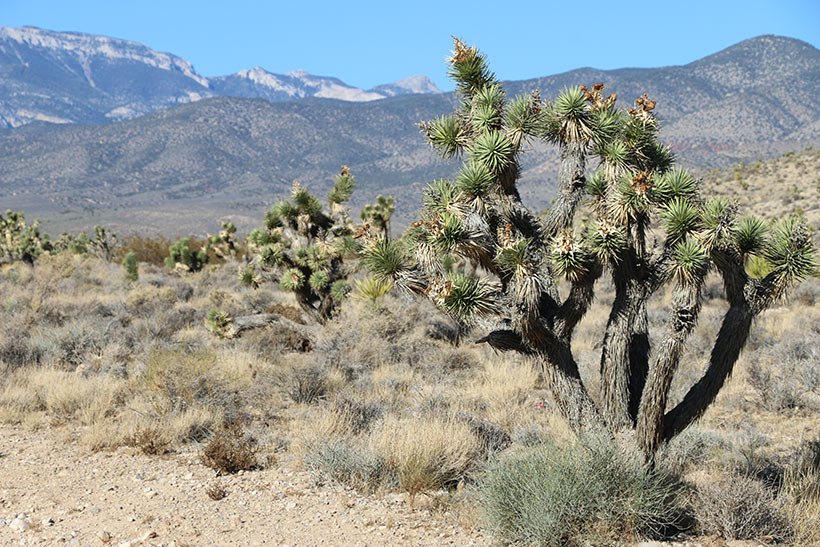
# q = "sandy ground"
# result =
<box><xmin>0</xmin><ymin>425</ymin><xmax>490</xmax><ymax>546</ymax></box>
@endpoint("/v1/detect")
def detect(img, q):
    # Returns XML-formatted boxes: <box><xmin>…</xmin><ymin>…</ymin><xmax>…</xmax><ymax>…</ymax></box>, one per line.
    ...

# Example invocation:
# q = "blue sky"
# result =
<box><xmin>3</xmin><ymin>0</ymin><xmax>819</xmax><ymax>90</ymax></box>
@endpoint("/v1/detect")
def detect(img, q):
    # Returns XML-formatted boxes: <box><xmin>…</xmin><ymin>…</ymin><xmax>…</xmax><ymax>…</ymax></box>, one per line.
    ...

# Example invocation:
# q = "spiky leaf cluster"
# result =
<box><xmin>241</xmin><ymin>167</ymin><xmax>360</xmax><ymax>323</ymax></box>
<box><xmin>0</xmin><ymin>210</ymin><xmax>53</xmax><ymax>265</ymax></box>
<box><xmin>360</xmin><ymin>195</ymin><xmax>395</xmax><ymax>238</ymax></box>
<box><xmin>208</xmin><ymin>221</ymin><xmax>237</xmax><ymax>261</ymax></box>
<box><xmin>166</xmin><ymin>237</ymin><xmax>209</xmax><ymax>272</ymax></box>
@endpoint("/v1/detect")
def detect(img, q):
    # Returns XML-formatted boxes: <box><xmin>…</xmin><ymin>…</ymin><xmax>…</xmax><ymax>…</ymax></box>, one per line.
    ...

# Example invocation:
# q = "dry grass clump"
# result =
<box><xmin>370</xmin><ymin>414</ymin><xmax>480</xmax><ymax>500</ymax></box>
<box><xmin>691</xmin><ymin>474</ymin><xmax>791</xmax><ymax>541</ymax></box>
<box><xmin>202</xmin><ymin>421</ymin><xmax>259</xmax><ymax>475</ymax></box>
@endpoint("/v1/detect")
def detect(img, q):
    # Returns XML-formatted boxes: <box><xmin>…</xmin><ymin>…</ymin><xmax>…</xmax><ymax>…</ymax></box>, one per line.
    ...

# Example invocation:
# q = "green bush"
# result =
<box><xmin>122</xmin><ymin>252</ymin><xmax>138</xmax><ymax>282</ymax></box>
<box><xmin>478</xmin><ymin>436</ymin><xmax>683</xmax><ymax>545</ymax></box>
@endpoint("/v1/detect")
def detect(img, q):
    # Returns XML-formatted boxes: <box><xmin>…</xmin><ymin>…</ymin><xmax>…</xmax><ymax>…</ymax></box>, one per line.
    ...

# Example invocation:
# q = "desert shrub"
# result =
<box><xmin>116</xmin><ymin>234</ymin><xmax>175</xmax><ymax>265</ymax></box>
<box><xmin>127</xmin><ymin>424</ymin><xmax>172</xmax><ymax>455</ymax></box>
<box><xmin>478</xmin><ymin>436</ymin><xmax>683</xmax><ymax>545</ymax></box>
<box><xmin>783</xmin><ymin>440</ymin><xmax>820</xmax><ymax>543</ymax></box>
<box><xmin>0</xmin><ymin>321</ymin><xmax>41</xmax><ymax>372</ymax></box>
<box><xmin>658</xmin><ymin>427</ymin><xmax>722</xmax><ymax>475</ymax></box>
<box><xmin>202</xmin><ymin>421</ymin><xmax>258</xmax><ymax>475</ymax></box>
<box><xmin>143</xmin><ymin>348</ymin><xmax>241</xmax><ymax>417</ymax></box>
<box><xmin>370</xmin><ymin>414</ymin><xmax>480</xmax><ymax>500</ymax></box>
<box><xmin>747</xmin><ymin>334</ymin><xmax>820</xmax><ymax>411</ymax></box>
<box><xmin>304</xmin><ymin>439</ymin><xmax>385</xmax><ymax>490</ymax></box>
<box><xmin>693</xmin><ymin>474</ymin><xmax>791</xmax><ymax>541</ymax></box>
<box><xmin>332</xmin><ymin>397</ymin><xmax>384</xmax><ymax>434</ymax></box>
<box><xmin>288</xmin><ymin>365</ymin><xmax>327</xmax><ymax>404</ymax></box>
<box><xmin>122</xmin><ymin>252</ymin><xmax>139</xmax><ymax>282</ymax></box>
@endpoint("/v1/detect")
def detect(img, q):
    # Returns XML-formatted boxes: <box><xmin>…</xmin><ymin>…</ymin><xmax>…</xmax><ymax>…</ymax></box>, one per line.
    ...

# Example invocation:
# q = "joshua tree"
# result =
<box><xmin>360</xmin><ymin>195</ymin><xmax>396</xmax><ymax>239</ymax></box>
<box><xmin>166</xmin><ymin>237</ymin><xmax>209</xmax><ymax>272</ymax></box>
<box><xmin>241</xmin><ymin>166</ymin><xmax>360</xmax><ymax>324</ymax></box>
<box><xmin>361</xmin><ymin>39</ymin><xmax>817</xmax><ymax>456</ymax></box>
<box><xmin>54</xmin><ymin>225</ymin><xmax>117</xmax><ymax>261</ymax></box>
<box><xmin>208</xmin><ymin>221</ymin><xmax>238</xmax><ymax>261</ymax></box>
<box><xmin>0</xmin><ymin>210</ymin><xmax>52</xmax><ymax>265</ymax></box>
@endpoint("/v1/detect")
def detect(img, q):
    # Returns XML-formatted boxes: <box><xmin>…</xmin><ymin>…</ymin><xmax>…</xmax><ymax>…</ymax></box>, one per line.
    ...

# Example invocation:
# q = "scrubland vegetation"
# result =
<box><xmin>1</xmin><ymin>250</ymin><xmax>818</xmax><ymax>543</ymax></box>
<box><xmin>2</xmin><ymin>40</ymin><xmax>820</xmax><ymax>545</ymax></box>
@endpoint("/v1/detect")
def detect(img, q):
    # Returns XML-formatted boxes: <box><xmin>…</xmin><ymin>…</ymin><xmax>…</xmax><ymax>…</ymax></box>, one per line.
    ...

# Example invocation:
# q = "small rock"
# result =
<box><xmin>40</xmin><ymin>517</ymin><xmax>54</xmax><ymax>526</ymax></box>
<box><xmin>136</xmin><ymin>529</ymin><xmax>157</xmax><ymax>542</ymax></box>
<box><xmin>98</xmin><ymin>530</ymin><xmax>112</xmax><ymax>543</ymax></box>
<box><xmin>285</xmin><ymin>501</ymin><xmax>297</xmax><ymax>511</ymax></box>
<box><xmin>9</xmin><ymin>517</ymin><xmax>30</xmax><ymax>531</ymax></box>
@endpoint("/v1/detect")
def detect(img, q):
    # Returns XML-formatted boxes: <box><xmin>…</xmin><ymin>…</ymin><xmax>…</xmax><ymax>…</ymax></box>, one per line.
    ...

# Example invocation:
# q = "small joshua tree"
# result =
<box><xmin>361</xmin><ymin>39</ymin><xmax>817</xmax><ymax>456</ymax></box>
<box><xmin>208</xmin><ymin>221</ymin><xmax>238</xmax><ymax>261</ymax></box>
<box><xmin>53</xmin><ymin>225</ymin><xmax>117</xmax><ymax>260</ymax></box>
<box><xmin>241</xmin><ymin>167</ymin><xmax>360</xmax><ymax>324</ymax></box>
<box><xmin>166</xmin><ymin>237</ymin><xmax>209</xmax><ymax>272</ymax></box>
<box><xmin>0</xmin><ymin>210</ymin><xmax>52</xmax><ymax>265</ymax></box>
<box><xmin>360</xmin><ymin>195</ymin><xmax>396</xmax><ymax>239</ymax></box>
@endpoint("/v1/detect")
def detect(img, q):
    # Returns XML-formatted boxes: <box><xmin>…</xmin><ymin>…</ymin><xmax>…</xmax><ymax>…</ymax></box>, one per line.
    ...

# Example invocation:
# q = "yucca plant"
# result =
<box><xmin>208</xmin><ymin>221</ymin><xmax>238</xmax><ymax>261</ymax></box>
<box><xmin>361</xmin><ymin>38</ymin><xmax>817</xmax><ymax>456</ymax></box>
<box><xmin>0</xmin><ymin>210</ymin><xmax>52</xmax><ymax>265</ymax></box>
<box><xmin>240</xmin><ymin>166</ymin><xmax>360</xmax><ymax>324</ymax></box>
<box><xmin>360</xmin><ymin>195</ymin><xmax>396</xmax><ymax>239</ymax></box>
<box><xmin>165</xmin><ymin>237</ymin><xmax>209</xmax><ymax>272</ymax></box>
<box><xmin>353</xmin><ymin>274</ymin><xmax>393</xmax><ymax>305</ymax></box>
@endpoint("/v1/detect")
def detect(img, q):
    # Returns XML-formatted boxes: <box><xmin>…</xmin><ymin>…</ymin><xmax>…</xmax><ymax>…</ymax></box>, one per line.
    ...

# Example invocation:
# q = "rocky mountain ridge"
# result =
<box><xmin>0</xmin><ymin>26</ymin><xmax>443</xmax><ymax>127</ymax></box>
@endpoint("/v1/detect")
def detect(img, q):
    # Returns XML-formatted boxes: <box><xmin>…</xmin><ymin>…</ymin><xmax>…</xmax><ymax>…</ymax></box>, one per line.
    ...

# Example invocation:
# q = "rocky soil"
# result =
<box><xmin>0</xmin><ymin>425</ymin><xmax>489</xmax><ymax>546</ymax></box>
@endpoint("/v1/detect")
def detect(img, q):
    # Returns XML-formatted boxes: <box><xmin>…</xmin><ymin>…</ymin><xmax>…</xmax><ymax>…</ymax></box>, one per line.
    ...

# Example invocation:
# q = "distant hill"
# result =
<box><xmin>0</xmin><ymin>31</ymin><xmax>819</xmax><ymax>236</ymax></box>
<box><xmin>0</xmin><ymin>26</ymin><xmax>443</xmax><ymax>128</ymax></box>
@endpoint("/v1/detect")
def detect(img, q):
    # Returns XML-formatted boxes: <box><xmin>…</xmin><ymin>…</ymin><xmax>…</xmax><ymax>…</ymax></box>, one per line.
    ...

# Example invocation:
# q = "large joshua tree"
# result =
<box><xmin>361</xmin><ymin>39</ymin><xmax>817</xmax><ymax>455</ymax></box>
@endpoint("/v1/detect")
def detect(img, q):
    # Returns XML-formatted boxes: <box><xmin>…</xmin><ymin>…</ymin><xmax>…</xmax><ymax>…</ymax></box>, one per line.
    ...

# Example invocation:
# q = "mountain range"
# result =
<box><xmin>0</xmin><ymin>26</ymin><xmax>442</xmax><ymax>128</ymax></box>
<box><xmin>0</xmin><ymin>28</ymin><xmax>819</xmax><ymax>236</ymax></box>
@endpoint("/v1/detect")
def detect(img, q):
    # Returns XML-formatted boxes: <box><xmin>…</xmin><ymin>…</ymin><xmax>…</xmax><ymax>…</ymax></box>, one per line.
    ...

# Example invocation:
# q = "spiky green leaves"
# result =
<box><xmin>663</xmin><ymin>198</ymin><xmax>700</xmax><ymax>243</ymax></box>
<box><xmin>550</xmin><ymin>231</ymin><xmax>590</xmax><ymax>281</ymax></box>
<box><xmin>764</xmin><ymin>218</ymin><xmax>817</xmax><ymax>289</ymax></box>
<box><xmin>671</xmin><ymin>239</ymin><xmax>708</xmax><ymax>284</ymax></box>
<box><xmin>205</xmin><ymin>309</ymin><xmax>232</xmax><ymax>338</ymax></box>
<box><xmin>585</xmin><ymin>221</ymin><xmax>627</xmax><ymax>264</ymax></box>
<box><xmin>328</xmin><ymin>166</ymin><xmax>356</xmax><ymax>204</ymax></box>
<box><xmin>361</xmin><ymin>238</ymin><xmax>407</xmax><ymax>281</ymax></box>
<box><xmin>733</xmin><ymin>216</ymin><xmax>767</xmax><ymax>256</ymax></box>
<box><xmin>496</xmin><ymin>238</ymin><xmax>531</xmax><ymax>272</ymax></box>
<box><xmin>353</xmin><ymin>275</ymin><xmax>393</xmax><ymax>304</ymax></box>
<box><xmin>432</xmin><ymin>213</ymin><xmax>466</xmax><ymax>254</ymax></box>
<box><xmin>470</xmin><ymin>84</ymin><xmax>504</xmax><ymax>132</ymax></box>
<box><xmin>292</xmin><ymin>185</ymin><xmax>323</xmax><ymax>218</ymax></box>
<box><xmin>470</xmin><ymin>130</ymin><xmax>513</xmax><ymax>174</ymax></box>
<box><xmin>238</xmin><ymin>265</ymin><xmax>260</xmax><ymax>288</ymax></box>
<box><xmin>309</xmin><ymin>270</ymin><xmax>330</xmax><ymax>291</ymax></box>
<box><xmin>585</xmin><ymin>171</ymin><xmax>607</xmax><ymax>200</ymax></box>
<box><xmin>270</xmin><ymin>201</ymin><xmax>298</xmax><ymax>223</ymax></box>
<box><xmin>260</xmin><ymin>244</ymin><xmax>284</xmax><ymax>266</ymax></box>
<box><xmin>505</xmin><ymin>94</ymin><xmax>543</xmax><ymax>147</ymax></box>
<box><xmin>280</xmin><ymin>268</ymin><xmax>305</xmax><ymax>291</ymax></box>
<box><xmin>330</xmin><ymin>279</ymin><xmax>350</xmax><ymax>301</ymax></box>
<box><xmin>700</xmin><ymin>198</ymin><xmax>736</xmax><ymax>250</ymax></box>
<box><xmin>447</xmin><ymin>38</ymin><xmax>496</xmax><ymax>98</ymax></box>
<box><xmin>652</xmin><ymin>168</ymin><xmax>697</xmax><ymax>203</ymax></box>
<box><xmin>544</xmin><ymin>87</ymin><xmax>593</xmax><ymax>145</ymax></box>
<box><xmin>424</xmin><ymin>115</ymin><xmax>465</xmax><ymax>159</ymax></box>
<box><xmin>424</xmin><ymin>179</ymin><xmax>461</xmax><ymax>215</ymax></box>
<box><xmin>456</xmin><ymin>162</ymin><xmax>493</xmax><ymax>200</ymax></box>
<box><xmin>436</xmin><ymin>274</ymin><xmax>498</xmax><ymax>322</ymax></box>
